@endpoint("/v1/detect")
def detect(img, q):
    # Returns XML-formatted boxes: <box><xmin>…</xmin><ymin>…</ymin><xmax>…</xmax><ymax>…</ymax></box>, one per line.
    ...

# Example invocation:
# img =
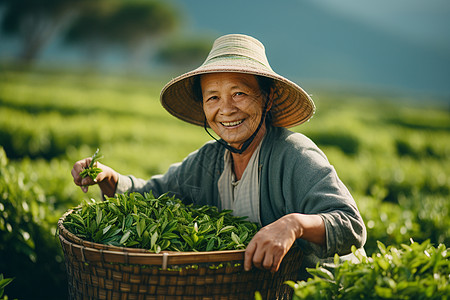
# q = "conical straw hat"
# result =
<box><xmin>160</xmin><ymin>34</ymin><xmax>315</xmax><ymax>128</ymax></box>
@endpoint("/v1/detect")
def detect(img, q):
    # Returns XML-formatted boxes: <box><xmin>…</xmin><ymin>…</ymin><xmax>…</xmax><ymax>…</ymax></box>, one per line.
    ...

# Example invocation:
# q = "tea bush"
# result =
<box><xmin>0</xmin><ymin>68</ymin><xmax>449</xmax><ymax>299</ymax></box>
<box><xmin>357</xmin><ymin>195</ymin><xmax>450</xmax><ymax>255</ymax></box>
<box><xmin>0</xmin><ymin>274</ymin><xmax>15</xmax><ymax>300</ymax></box>
<box><xmin>286</xmin><ymin>240</ymin><xmax>450</xmax><ymax>299</ymax></box>
<box><xmin>0</xmin><ymin>70</ymin><xmax>209</xmax><ymax>175</ymax></box>
<box><xmin>0</xmin><ymin>148</ymin><xmax>80</xmax><ymax>300</ymax></box>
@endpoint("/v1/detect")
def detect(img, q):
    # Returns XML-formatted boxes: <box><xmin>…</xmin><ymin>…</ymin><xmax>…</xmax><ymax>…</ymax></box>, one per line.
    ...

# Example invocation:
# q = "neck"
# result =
<box><xmin>231</xmin><ymin>124</ymin><xmax>266</xmax><ymax>180</ymax></box>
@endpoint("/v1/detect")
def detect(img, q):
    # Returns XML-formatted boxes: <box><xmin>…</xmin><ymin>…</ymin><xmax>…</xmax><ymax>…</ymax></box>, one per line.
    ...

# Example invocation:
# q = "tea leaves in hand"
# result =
<box><xmin>79</xmin><ymin>148</ymin><xmax>103</xmax><ymax>181</ymax></box>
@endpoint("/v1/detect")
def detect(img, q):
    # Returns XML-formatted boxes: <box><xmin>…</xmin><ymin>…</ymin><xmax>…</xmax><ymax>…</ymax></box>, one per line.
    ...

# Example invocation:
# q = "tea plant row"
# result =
<box><xmin>0</xmin><ymin>69</ymin><xmax>448</xmax><ymax>299</ymax></box>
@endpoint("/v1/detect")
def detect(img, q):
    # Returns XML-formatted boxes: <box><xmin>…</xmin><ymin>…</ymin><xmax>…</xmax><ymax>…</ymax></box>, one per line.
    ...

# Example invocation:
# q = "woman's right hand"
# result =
<box><xmin>71</xmin><ymin>158</ymin><xmax>119</xmax><ymax>197</ymax></box>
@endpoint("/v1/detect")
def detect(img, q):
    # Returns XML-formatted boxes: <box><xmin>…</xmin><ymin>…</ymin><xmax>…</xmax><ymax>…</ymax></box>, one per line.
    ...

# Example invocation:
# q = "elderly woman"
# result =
<box><xmin>72</xmin><ymin>34</ymin><xmax>366</xmax><ymax>279</ymax></box>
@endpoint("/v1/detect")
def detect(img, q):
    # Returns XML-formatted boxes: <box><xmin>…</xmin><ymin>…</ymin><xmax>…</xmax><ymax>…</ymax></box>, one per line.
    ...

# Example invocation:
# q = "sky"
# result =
<box><xmin>313</xmin><ymin>0</ymin><xmax>449</xmax><ymax>46</ymax></box>
<box><xmin>1</xmin><ymin>0</ymin><xmax>449</xmax><ymax>100</ymax></box>
<box><xmin>169</xmin><ymin>0</ymin><xmax>450</xmax><ymax>100</ymax></box>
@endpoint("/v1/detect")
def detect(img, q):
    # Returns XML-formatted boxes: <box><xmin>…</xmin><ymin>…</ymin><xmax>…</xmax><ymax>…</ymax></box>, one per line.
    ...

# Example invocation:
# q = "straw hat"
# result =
<box><xmin>160</xmin><ymin>34</ymin><xmax>315</xmax><ymax>128</ymax></box>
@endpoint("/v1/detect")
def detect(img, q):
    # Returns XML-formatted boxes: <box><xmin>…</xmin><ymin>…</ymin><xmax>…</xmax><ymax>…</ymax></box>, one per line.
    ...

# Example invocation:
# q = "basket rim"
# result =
<box><xmin>58</xmin><ymin>208</ymin><xmax>247</xmax><ymax>268</ymax></box>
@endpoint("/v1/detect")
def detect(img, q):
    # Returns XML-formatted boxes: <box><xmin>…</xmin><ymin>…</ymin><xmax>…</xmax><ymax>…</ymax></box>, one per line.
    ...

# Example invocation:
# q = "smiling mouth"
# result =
<box><xmin>220</xmin><ymin>120</ymin><xmax>244</xmax><ymax>127</ymax></box>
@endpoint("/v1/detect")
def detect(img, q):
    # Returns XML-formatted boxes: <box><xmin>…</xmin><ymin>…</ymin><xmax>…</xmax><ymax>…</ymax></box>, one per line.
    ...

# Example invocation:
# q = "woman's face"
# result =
<box><xmin>201</xmin><ymin>72</ymin><xmax>267</xmax><ymax>149</ymax></box>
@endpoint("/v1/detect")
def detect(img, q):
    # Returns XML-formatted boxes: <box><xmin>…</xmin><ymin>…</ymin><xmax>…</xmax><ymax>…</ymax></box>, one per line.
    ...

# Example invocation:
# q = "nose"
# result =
<box><xmin>219</xmin><ymin>95</ymin><xmax>237</xmax><ymax>115</ymax></box>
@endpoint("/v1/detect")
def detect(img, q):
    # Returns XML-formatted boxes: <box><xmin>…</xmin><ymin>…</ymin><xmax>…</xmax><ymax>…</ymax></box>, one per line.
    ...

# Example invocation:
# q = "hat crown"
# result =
<box><xmin>202</xmin><ymin>34</ymin><xmax>273</xmax><ymax>71</ymax></box>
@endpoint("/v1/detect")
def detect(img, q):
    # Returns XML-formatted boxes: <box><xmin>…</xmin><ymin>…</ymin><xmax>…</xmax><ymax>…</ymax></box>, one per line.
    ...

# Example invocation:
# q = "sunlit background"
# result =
<box><xmin>0</xmin><ymin>1</ymin><xmax>449</xmax><ymax>299</ymax></box>
<box><xmin>1</xmin><ymin>0</ymin><xmax>449</xmax><ymax>100</ymax></box>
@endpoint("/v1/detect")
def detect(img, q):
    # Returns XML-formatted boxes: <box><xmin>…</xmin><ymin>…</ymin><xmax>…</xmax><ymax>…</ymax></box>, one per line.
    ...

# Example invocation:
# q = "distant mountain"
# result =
<box><xmin>170</xmin><ymin>0</ymin><xmax>450</xmax><ymax>100</ymax></box>
<box><xmin>1</xmin><ymin>0</ymin><xmax>448</xmax><ymax>101</ymax></box>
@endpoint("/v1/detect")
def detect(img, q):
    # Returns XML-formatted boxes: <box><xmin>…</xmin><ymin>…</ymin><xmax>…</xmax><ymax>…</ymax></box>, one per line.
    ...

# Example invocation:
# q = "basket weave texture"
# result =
<box><xmin>58</xmin><ymin>209</ymin><xmax>303</xmax><ymax>300</ymax></box>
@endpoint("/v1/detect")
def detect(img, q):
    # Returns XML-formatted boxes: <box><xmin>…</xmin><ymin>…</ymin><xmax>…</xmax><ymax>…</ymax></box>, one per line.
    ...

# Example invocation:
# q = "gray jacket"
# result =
<box><xmin>116</xmin><ymin>126</ymin><xmax>367</xmax><ymax>279</ymax></box>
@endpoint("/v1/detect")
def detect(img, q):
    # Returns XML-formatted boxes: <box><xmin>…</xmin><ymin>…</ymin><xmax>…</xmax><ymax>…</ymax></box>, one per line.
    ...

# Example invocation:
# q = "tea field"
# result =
<box><xmin>0</xmin><ymin>68</ymin><xmax>449</xmax><ymax>299</ymax></box>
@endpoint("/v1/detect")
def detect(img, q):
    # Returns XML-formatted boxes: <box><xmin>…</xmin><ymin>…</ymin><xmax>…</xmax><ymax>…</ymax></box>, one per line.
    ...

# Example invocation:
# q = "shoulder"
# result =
<box><xmin>191</xmin><ymin>140</ymin><xmax>224</xmax><ymax>158</ymax></box>
<box><xmin>180</xmin><ymin>140</ymin><xmax>225</xmax><ymax>168</ymax></box>
<box><xmin>263</xmin><ymin>126</ymin><xmax>328</xmax><ymax>164</ymax></box>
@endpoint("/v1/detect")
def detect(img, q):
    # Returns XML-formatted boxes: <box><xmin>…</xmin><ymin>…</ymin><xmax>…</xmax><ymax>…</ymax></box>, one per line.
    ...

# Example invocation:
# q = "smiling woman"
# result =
<box><xmin>201</xmin><ymin>73</ymin><xmax>269</xmax><ymax>155</ymax></box>
<box><xmin>71</xmin><ymin>33</ymin><xmax>367</xmax><ymax>280</ymax></box>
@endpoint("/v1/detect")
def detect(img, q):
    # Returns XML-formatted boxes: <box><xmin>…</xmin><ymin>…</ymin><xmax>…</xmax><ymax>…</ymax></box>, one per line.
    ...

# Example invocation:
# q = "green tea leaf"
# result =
<box><xmin>231</xmin><ymin>232</ymin><xmax>240</xmax><ymax>245</ymax></box>
<box><xmin>206</xmin><ymin>238</ymin><xmax>215</xmax><ymax>252</ymax></box>
<box><xmin>102</xmin><ymin>224</ymin><xmax>112</xmax><ymax>235</ymax></box>
<box><xmin>218</xmin><ymin>225</ymin><xmax>235</xmax><ymax>235</ymax></box>
<box><xmin>120</xmin><ymin>231</ymin><xmax>131</xmax><ymax>245</ymax></box>
<box><xmin>96</xmin><ymin>206</ymin><xmax>102</xmax><ymax>226</ymax></box>
<box><xmin>151</xmin><ymin>231</ymin><xmax>158</xmax><ymax>248</ymax></box>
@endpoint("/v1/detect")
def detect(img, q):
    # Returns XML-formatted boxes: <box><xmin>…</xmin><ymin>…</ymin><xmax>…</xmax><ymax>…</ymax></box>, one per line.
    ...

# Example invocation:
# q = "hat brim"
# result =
<box><xmin>160</xmin><ymin>60</ymin><xmax>315</xmax><ymax>128</ymax></box>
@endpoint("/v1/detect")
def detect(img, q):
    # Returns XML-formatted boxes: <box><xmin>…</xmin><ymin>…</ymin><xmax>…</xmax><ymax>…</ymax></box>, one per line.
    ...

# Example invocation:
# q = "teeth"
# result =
<box><xmin>221</xmin><ymin>120</ymin><xmax>243</xmax><ymax>127</ymax></box>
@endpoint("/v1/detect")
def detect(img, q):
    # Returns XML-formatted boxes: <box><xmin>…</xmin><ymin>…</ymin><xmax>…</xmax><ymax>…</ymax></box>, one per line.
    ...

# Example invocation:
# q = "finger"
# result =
<box><xmin>72</xmin><ymin>158</ymin><xmax>91</xmax><ymax>185</ymax></box>
<box><xmin>77</xmin><ymin>158</ymin><xmax>91</xmax><ymax>171</ymax></box>
<box><xmin>71</xmin><ymin>167</ymin><xmax>82</xmax><ymax>186</ymax></box>
<box><xmin>81</xmin><ymin>186</ymin><xmax>88</xmax><ymax>193</ymax></box>
<box><xmin>270</xmin><ymin>252</ymin><xmax>284</xmax><ymax>273</ymax></box>
<box><xmin>262</xmin><ymin>253</ymin><xmax>274</xmax><ymax>271</ymax></box>
<box><xmin>252</xmin><ymin>248</ymin><xmax>265</xmax><ymax>270</ymax></box>
<box><xmin>244</xmin><ymin>241</ymin><xmax>257</xmax><ymax>271</ymax></box>
<box><xmin>93</xmin><ymin>163</ymin><xmax>106</xmax><ymax>183</ymax></box>
<box><xmin>80</xmin><ymin>176</ymin><xmax>96</xmax><ymax>187</ymax></box>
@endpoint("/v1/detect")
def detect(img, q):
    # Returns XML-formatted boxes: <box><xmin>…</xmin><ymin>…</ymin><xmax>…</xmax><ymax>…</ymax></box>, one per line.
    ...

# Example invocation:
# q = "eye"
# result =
<box><xmin>204</xmin><ymin>95</ymin><xmax>218</xmax><ymax>103</ymax></box>
<box><xmin>233</xmin><ymin>92</ymin><xmax>246</xmax><ymax>97</ymax></box>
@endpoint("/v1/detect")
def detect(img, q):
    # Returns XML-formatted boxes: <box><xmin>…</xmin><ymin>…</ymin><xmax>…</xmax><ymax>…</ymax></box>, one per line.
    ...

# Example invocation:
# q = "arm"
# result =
<box><xmin>72</xmin><ymin>141</ymin><xmax>223</xmax><ymax>203</ymax></box>
<box><xmin>71</xmin><ymin>157</ymin><xmax>178</xmax><ymax>199</ymax></box>
<box><xmin>249</xmin><ymin>128</ymin><xmax>366</xmax><ymax>272</ymax></box>
<box><xmin>244</xmin><ymin>213</ymin><xmax>325</xmax><ymax>272</ymax></box>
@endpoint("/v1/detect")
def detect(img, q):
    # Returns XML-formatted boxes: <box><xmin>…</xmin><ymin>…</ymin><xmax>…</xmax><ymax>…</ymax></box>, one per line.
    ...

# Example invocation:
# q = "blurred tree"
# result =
<box><xmin>157</xmin><ymin>37</ymin><xmax>212</xmax><ymax>68</ymax></box>
<box><xmin>63</xmin><ymin>1</ymin><xmax>116</xmax><ymax>63</ymax></box>
<box><xmin>0</xmin><ymin>0</ymin><xmax>180</xmax><ymax>67</ymax></box>
<box><xmin>64</xmin><ymin>0</ymin><xmax>180</xmax><ymax>68</ymax></box>
<box><xmin>0</xmin><ymin>0</ymin><xmax>89</xmax><ymax>64</ymax></box>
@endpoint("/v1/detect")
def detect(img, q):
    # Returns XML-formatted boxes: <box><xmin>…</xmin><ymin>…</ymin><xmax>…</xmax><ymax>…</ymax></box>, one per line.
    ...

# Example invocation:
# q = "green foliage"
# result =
<box><xmin>296</xmin><ymin>95</ymin><xmax>449</xmax><ymax>255</ymax></box>
<box><xmin>286</xmin><ymin>240</ymin><xmax>450</xmax><ymax>299</ymax></box>
<box><xmin>158</xmin><ymin>37</ymin><xmax>212</xmax><ymax>66</ymax></box>
<box><xmin>0</xmin><ymin>70</ymin><xmax>208</xmax><ymax>177</ymax></box>
<box><xmin>64</xmin><ymin>192</ymin><xmax>260</xmax><ymax>252</ymax></box>
<box><xmin>107</xmin><ymin>0</ymin><xmax>179</xmax><ymax>42</ymax></box>
<box><xmin>306</xmin><ymin>131</ymin><xmax>360</xmax><ymax>155</ymax></box>
<box><xmin>0</xmin><ymin>147</ymin><xmax>75</xmax><ymax>299</ymax></box>
<box><xmin>358</xmin><ymin>194</ymin><xmax>450</xmax><ymax>255</ymax></box>
<box><xmin>0</xmin><ymin>68</ymin><xmax>449</xmax><ymax>299</ymax></box>
<box><xmin>79</xmin><ymin>148</ymin><xmax>103</xmax><ymax>181</ymax></box>
<box><xmin>0</xmin><ymin>274</ymin><xmax>15</xmax><ymax>300</ymax></box>
<box><xmin>0</xmin><ymin>0</ymin><xmax>181</xmax><ymax>63</ymax></box>
<box><xmin>64</xmin><ymin>0</ymin><xmax>180</xmax><ymax>62</ymax></box>
<box><xmin>0</xmin><ymin>0</ymin><xmax>82</xmax><ymax>34</ymax></box>
<box><xmin>0</xmin><ymin>0</ymin><xmax>90</xmax><ymax>62</ymax></box>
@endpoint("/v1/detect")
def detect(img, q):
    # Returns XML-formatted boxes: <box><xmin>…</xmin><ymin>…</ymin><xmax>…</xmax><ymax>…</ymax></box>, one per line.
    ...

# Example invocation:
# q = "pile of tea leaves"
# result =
<box><xmin>63</xmin><ymin>192</ymin><xmax>260</xmax><ymax>253</ymax></box>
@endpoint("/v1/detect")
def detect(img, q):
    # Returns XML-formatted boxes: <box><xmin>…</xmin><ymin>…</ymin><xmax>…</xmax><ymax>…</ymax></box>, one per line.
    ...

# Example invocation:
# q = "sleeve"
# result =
<box><xmin>290</xmin><ymin>147</ymin><xmax>366</xmax><ymax>258</ymax></box>
<box><xmin>297</xmin><ymin>154</ymin><xmax>366</xmax><ymax>257</ymax></box>
<box><xmin>114</xmin><ymin>141</ymin><xmax>223</xmax><ymax>206</ymax></box>
<box><xmin>264</xmin><ymin>132</ymin><xmax>366</xmax><ymax>259</ymax></box>
<box><xmin>115</xmin><ymin>161</ymin><xmax>184</xmax><ymax>199</ymax></box>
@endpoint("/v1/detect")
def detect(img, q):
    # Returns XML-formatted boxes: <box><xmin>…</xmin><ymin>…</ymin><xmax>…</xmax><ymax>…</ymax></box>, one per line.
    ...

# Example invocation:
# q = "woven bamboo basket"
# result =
<box><xmin>58</xmin><ymin>209</ymin><xmax>303</xmax><ymax>300</ymax></box>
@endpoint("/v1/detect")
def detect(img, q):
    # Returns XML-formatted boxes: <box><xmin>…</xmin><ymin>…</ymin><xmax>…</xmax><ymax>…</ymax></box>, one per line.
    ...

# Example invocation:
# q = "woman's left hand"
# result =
<box><xmin>244</xmin><ymin>213</ymin><xmax>325</xmax><ymax>272</ymax></box>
